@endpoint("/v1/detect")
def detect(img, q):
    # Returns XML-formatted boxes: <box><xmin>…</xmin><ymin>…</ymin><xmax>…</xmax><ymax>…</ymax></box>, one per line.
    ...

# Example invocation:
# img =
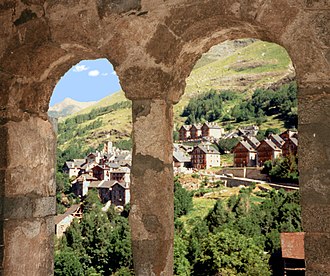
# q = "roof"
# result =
<box><xmin>270</xmin><ymin>134</ymin><xmax>285</xmax><ymax>145</ymax></box>
<box><xmin>54</xmin><ymin>204</ymin><xmax>81</xmax><ymax>224</ymax></box>
<box><xmin>203</xmin><ymin>122</ymin><xmax>221</xmax><ymax>129</ymax></box>
<box><xmin>243</xmin><ymin>135</ymin><xmax>260</xmax><ymax>149</ymax></box>
<box><xmin>289</xmin><ymin>137</ymin><xmax>298</xmax><ymax>146</ymax></box>
<box><xmin>75</xmin><ymin>174</ymin><xmax>98</xmax><ymax>182</ymax></box>
<box><xmin>258</xmin><ymin>139</ymin><xmax>281</xmax><ymax>151</ymax></box>
<box><xmin>88</xmin><ymin>181</ymin><xmax>102</xmax><ymax>188</ymax></box>
<box><xmin>191</xmin><ymin>124</ymin><xmax>202</xmax><ymax>130</ymax></box>
<box><xmin>111</xmin><ymin>182</ymin><xmax>127</xmax><ymax>189</ymax></box>
<box><xmin>180</xmin><ymin>125</ymin><xmax>191</xmax><ymax>131</ymax></box>
<box><xmin>281</xmin><ymin>232</ymin><xmax>305</xmax><ymax>259</ymax></box>
<box><xmin>237</xmin><ymin>140</ymin><xmax>256</xmax><ymax>152</ymax></box>
<box><xmin>173</xmin><ymin>150</ymin><xmax>191</xmax><ymax>163</ymax></box>
<box><xmin>99</xmin><ymin>180</ymin><xmax>118</xmax><ymax>188</ymax></box>
<box><xmin>195</xmin><ymin>143</ymin><xmax>220</xmax><ymax>154</ymax></box>
<box><xmin>73</xmin><ymin>159</ymin><xmax>86</xmax><ymax>167</ymax></box>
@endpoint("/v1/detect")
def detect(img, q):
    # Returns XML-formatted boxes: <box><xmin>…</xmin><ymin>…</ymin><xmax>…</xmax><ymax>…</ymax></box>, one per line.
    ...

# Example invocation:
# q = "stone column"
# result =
<box><xmin>130</xmin><ymin>99</ymin><xmax>174</xmax><ymax>275</ymax></box>
<box><xmin>0</xmin><ymin>116</ymin><xmax>56</xmax><ymax>275</ymax></box>
<box><xmin>299</xmin><ymin>83</ymin><xmax>330</xmax><ymax>275</ymax></box>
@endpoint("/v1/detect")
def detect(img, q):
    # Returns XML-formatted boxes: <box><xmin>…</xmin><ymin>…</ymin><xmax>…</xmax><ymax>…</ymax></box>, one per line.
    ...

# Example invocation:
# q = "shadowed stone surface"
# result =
<box><xmin>0</xmin><ymin>0</ymin><xmax>329</xmax><ymax>275</ymax></box>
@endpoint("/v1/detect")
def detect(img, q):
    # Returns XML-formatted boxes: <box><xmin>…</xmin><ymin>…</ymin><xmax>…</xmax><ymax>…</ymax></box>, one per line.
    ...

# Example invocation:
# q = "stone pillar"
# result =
<box><xmin>299</xmin><ymin>83</ymin><xmax>330</xmax><ymax>276</ymax></box>
<box><xmin>0</xmin><ymin>116</ymin><xmax>56</xmax><ymax>275</ymax></box>
<box><xmin>130</xmin><ymin>99</ymin><xmax>174</xmax><ymax>275</ymax></box>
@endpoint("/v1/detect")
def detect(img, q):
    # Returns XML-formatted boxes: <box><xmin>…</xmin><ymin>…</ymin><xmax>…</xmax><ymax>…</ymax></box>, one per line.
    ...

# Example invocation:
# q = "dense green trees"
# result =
<box><xmin>263</xmin><ymin>155</ymin><xmax>299</xmax><ymax>183</ymax></box>
<box><xmin>182</xmin><ymin>90</ymin><xmax>237</xmax><ymax>124</ymax></box>
<box><xmin>215</xmin><ymin>138</ymin><xmax>239</xmax><ymax>153</ymax></box>
<box><xmin>55</xmin><ymin>190</ymin><xmax>133</xmax><ymax>275</ymax></box>
<box><xmin>174</xmin><ymin>179</ymin><xmax>193</xmax><ymax>219</ymax></box>
<box><xmin>181</xmin><ymin>82</ymin><xmax>298</xmax><ymax>128</ymax></box>
<box><xmin>56</xmin><ymin>178</ymin><xmax>301</xmax><ymax>276</ymax></box>
<box><xmin>176</xmin><ymin>186</ymin><xmax>301</xmax><ymax>275</ymax></box>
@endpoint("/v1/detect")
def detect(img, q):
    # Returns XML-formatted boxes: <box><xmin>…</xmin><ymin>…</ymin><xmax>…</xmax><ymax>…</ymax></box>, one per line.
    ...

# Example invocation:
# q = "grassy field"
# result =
<box><xmin>179</xmin><ymin>197</ymin><xmax>217</xmax><ymax>232</ymax></box>
<box><xmin>179</xmin><ymin>184</ymin><xmax>272</xmax><ymax>231</ymax></box>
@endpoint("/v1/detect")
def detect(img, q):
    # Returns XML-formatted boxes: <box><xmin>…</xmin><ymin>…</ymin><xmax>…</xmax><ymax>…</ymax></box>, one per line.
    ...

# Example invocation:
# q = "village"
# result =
<box><xmin>55</xmin><ymin>121</ymin><xmax>298</xmax><ymax>238</ymax></box>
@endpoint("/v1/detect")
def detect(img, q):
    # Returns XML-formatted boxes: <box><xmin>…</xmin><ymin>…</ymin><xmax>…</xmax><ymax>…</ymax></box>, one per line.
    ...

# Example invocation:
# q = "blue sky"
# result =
<box><xmin>50</xmin><ymin>59</ymin><xmax>121</xmax><ymax>106</ymax></box>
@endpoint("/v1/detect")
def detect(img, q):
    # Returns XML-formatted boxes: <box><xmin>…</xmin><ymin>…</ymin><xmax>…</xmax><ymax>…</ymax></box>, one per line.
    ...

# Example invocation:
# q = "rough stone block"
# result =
<box><xmin>302</xmin><ymin>203</ymin><xmax>330</xmax><ymax>232</ymax></box>
<box><xmin>298</xmin><ymin>124</ymin><xmax>330</xmax><ymax>173</ymax></box>
<box><xmin>2</xmin><ymin>197</ymin><xmax>33</xmax><ymax>220</ymax></box>
<box><xmin>5</xmin><ymin>117</ymin><xmax>56</xmax><ymax>197</ymax></box>
<box><xmin>2</xmin><ymin>217</ymin><xmax>54</xmax><ymax>275</ymax></box>
<box><xmin>299</xmin><ymin>86</ymin><xmax>330</xmax><ymax>125</ymax></box>
<box><xmin>33</xmin><ymin>196</ymin><xmax>56</xmax><ymax>218</ymax></box>
<box><xmin>0</xmin><ymin>125</ymin><xmax>8</xmax><ymax>169</ymax></box>
<box><xmin>305</xmin><ymin>0</ymin><xmax>330</xmax><ymax>9</ymax></box>
<box><xmin>300</xmin><ymin>169</ymin><xmax>330</xmax><ymax>205</ymax></box>
<box><xmin>305</xmin><ymin>233</ymin><xmax>330</xmax><ymax>272</ymax></box>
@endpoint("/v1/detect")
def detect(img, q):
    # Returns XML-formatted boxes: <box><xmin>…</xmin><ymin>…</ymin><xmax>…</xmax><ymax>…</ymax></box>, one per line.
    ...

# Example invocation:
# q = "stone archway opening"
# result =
<box><xmin>49</xmin><ymin>58</ymin><xmax>135</xmax><ymax>274</ymax></box>
<box><xmin>172</xmin><ymin>38</ymin><xmax>302</xmax><ymax>275</ymax></box>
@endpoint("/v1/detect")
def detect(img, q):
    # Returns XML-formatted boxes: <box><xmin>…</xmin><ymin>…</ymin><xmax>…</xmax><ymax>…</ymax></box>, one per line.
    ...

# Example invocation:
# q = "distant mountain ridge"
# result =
<box><xmin>48</xmin><ymin>98</ymin><xmax>97</xmax><ymax>118</ymax></box>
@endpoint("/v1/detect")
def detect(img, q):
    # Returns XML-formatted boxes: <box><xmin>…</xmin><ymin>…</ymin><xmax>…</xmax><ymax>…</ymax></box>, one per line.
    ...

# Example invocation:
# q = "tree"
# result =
<box><xmin>174</xmin><ymin>235</ymin><xmax>191</xmax><ymax>276</ymax></box>
<box><xmin>174</xmin><ymin>180</ymin><xmax>193</xmax><ymax>219</ymax></box>
<box><xmin>205</xmin><ymin>200</ymin><xmax>230</xmax><ymax>232</ymax></box>
<box><xmin>54</xmin><ymin>248</ymin><xmax>84</xmax><ymax>276</ymax></box>
<box><xmin>193</xmin><ymin>229</ymin><xmax>271</xmax><ymax>276</ymax></box>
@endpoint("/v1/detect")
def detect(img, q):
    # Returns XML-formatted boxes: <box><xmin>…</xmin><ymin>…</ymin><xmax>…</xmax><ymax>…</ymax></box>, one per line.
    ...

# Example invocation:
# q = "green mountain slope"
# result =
<box><xmin>57</xmin><ymin>39</ymin><xmax>294</xmax><ymax>151</ymax></box>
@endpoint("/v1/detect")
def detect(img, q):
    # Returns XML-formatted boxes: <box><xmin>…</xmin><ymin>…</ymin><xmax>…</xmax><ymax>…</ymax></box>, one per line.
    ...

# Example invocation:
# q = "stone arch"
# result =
<box><xmin>0</xmin><ymin>0</ymin><xmax>329</xmax><ymax>275</ymax></box>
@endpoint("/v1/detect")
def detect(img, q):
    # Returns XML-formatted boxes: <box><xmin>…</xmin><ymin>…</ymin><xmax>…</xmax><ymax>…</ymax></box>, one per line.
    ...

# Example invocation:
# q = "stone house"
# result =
<box><xmin>92</xmin><ymin>165</ymin><xmax>111</xmax><ymax>181</ymax></box>
<box><xmin>201</xmin><ymin>122</ymin><xmax>224</xmax><ymax>140</ymax></box>
<box><xmin>190</xmin><ymin>143</ymin><xmax>221</xmax><ymax>169</ymax></box>
<box><xmin>179</xmin><ymin>125</ymin><xmax>191</xmax><ymax>141</ymax></box>
<box><xmin>257</xmin><ymin>139</ymin><xmax>282</xmax><ymax>166</ymax></box>
<box><xmin>110</xmin><ymin>182</ymin><xmax>130</xmax><ymax>207</ymax></box>
<box><xmin>238</xmin><ymin>125</ymin><xmax>259</xmax><ymax>137</ymax></box>
<box><xmin>280</xmin><ymin>130</ymin><xmax>298</xmax><ymax>141</ymax></box>
<box><xmin>190</xmin><ymin>124</ymin><xmax>202</xmax><ymax>140</ymax></box>
<box><xmin>282</xmin><ymin>137</ymin><xmax>298</xmax><ymax>157</ymax></box>
<box><xmin>233</xmin><ymin>140</ymin><xmax>257</xmax><ymax>167</ymax></box>
<box><xmin>54</xmin><ymin>204</ymin><xmax>82</xmax><ymax>238</ymax></box>
<box><xmin>173</xmin><ymin>144</ymin><xmax>191</xmax><ymax>171</ymax></box>
<box><xmin>62</xmin><ymin>159</ymin><xmax>85</xmax><ymax>178</ymax></box>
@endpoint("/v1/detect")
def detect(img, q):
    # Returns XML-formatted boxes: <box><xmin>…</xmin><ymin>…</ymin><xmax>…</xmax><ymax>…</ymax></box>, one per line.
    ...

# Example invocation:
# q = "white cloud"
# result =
<box><xmin>73</xmin><ymin>65</ymin><xmax>89</xmax><ymax>72</ymax></box>
<box><xmin>88</xmin><ymin>70</ymin><xmax>100</xmax><ymax>77</ymax></box>
<box><xmin>101</xmin><ymin>73</ymin><xmax>109</xmax><ymax>76</ymax></box>
<box><xmin>111</xmin><ymin>71</ymin><xmax>117</xmax><ymax>76</ymax></box>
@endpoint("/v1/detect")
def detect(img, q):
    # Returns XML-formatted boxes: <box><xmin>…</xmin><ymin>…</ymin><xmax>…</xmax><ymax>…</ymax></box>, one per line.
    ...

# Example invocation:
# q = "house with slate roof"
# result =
<box><xmin>233</xmin><ymin>140</ymin><xmax>257</xmax><ymax>167</ymax></box>
<box><xmin>190</xmin><ymin>124</ymin><xmax>202</xmax><ymax>140</ymax></box>
<box><xmin>54</xmin><ymin>204</ymin><xmax>82</xmax><ymax>238</ymax></box>
<box><xmin>190</xmin><ymin>143</ymin><xmax>220</xmax><ymax>169</ymax></box>
<box><xmin>282</xmin><ymin>137</ymin><xmax>298</xmax><ymax>157</ymax></box>
<box><xmin>201</xmin><ymin>122</ymin><xmax>224</xmax><ymax>140</ymax></box>
<box><xmin>280</xmin><ymin>129</ymin><xmax>298</xmax><ymax>141</ymax></box>
<box><xmin>173</xmin><ymin>144</ymin><xmax>191</xmax><ymax>172</ymax></box>
<box><xmin>179</xmin><ymin>125</ymin><xmax>191</xmax><ymax>141</ymax></box>
<box><xmin>62</xmin><ymin>159</ymin><xmax>86</xmax><ymax>178</ymax></box>
<box><xmin>257</xmin><ymin>139</ymin><xmax>282</xmax><ymax>166</ymax></box>
<box><xmin>269</xmin><ymin>133</ymin><xmax>285</xmax><ymax>149</ymax></box>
